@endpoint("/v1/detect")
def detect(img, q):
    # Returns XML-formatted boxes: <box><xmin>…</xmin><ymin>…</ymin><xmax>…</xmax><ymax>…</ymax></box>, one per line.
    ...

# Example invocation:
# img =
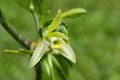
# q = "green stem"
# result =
<box><xmin>4</xmin><ymin>49</ymin><xmax>33</xmax><ymax>54</ymax></box>
<box><xmin>35</xmin><ymin>62</ymin><xmax>42</xmax><ymax>80</ymax></box>
<box><xmin>29</xmin><ymin>1</ymin><xmax>43</xmax><ymax>80</ymax></box>
<box><xmin>29</xmin><ymin>0</ymin><xmax>42</xmax><ymax>38</ymax></box>
<box><xmin>0</xmin><ymin>9</ymin><xmax>42</xmax><ymax>80</ymax></box>
<box><xmin>30</xmin><ymin>10</ymin><xmax>40</xmax><ymax>33</ymax></box>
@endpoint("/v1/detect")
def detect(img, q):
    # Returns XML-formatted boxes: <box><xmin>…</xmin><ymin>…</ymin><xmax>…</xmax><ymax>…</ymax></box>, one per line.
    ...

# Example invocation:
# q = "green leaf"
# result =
<box><xmin>42</xmin><ymin>18</ymin><xmax>53</xmax><ymax>28</ymax></box>
<box><xmin>32</xmin><ymin>0</ymin><xmax>42</xmax><ymax>14</ymax></box>
<box><xmin>51</xmin><ymin>55</ymin><xmax>62</xmax><ymax>70</ymax></box>
<box><xmin>47</xmin><ymin>54</ymin><xmax>54</xmax><ymax>79</ymax></box>
<box><xmin>47</xmin><ymin>54</ymin><xmax>65</xmax><ymax>80</ymax></box>
<box><xmin>60</xmin><ymin>42</ymin><xmax>76</xmax><ymax>63</ymax></box>
<box><xmin>51</xmin><ymin>55</ymin><xmax>68</xmax><ymax>79</ymax></box>
<box><xmin>54</xmin><ymin>55</ymin><xmax>69</xmax><ymax>78</ymax></box>
<box><xmin>14</xmin><ymin>0</ymin><xmax>31</xmax><ymax>10</ymax></box>
<box><xmin>47</xmin><ymin>9</ymin><xmax>62</xmax><ymax>33</ymax></box>
<box><xmin>62</xmin><ymin>8</ymin><xmax>87</xmax><ymax>19</ymax></box>
<box><xmin>29</xmin><ymin>40</ymin><xmax>46</xmax><ymax>68</ymax></box>
<box><xmin>44</xmin><ymin>60</ymin><xmax>51</xmax><ymax>76</ymax></box>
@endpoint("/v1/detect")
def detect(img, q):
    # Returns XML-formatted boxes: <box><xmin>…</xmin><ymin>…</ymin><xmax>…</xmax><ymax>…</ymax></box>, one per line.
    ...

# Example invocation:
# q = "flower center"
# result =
<box><xmin>51</xmin><ymin>37</ymin><xmax>63</xmax><ymax>49</ymax></box>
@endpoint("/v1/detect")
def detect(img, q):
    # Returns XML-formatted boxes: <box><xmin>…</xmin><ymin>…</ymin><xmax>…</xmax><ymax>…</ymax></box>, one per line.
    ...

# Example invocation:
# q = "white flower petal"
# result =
<box><xmin>60</xmin><ymin>43</ymin><xmax>76</xmax><ymax>63</ymax></box>
<box><xmin>29</xmin><ymin>40</ymin><xmax>46</xmax><ymax>68</ymax></box>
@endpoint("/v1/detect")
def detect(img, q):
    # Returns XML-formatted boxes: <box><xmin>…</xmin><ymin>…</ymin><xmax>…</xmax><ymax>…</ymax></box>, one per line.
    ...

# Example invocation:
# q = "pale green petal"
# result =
<box><xmin>47</xmin><ymin>9</ymin><xmax>62</xmax><ymax>33</ymax></box>
<box><xmin>29</xmin><ymin>40</ymin><xmax>46</xmax><ymax>68</ymax></box>
<box><xmin>60</xmin><ymin>43</ymin><xmax>76</xmax><ymax>63</ymax></box>
<box><xmin>62</xmin><ymin>8</ymin><xmax>87</xmax><ymax>19</ymax></box>
<box><xmin>56</xmin><ymin>24</ymin><xmax>68</xmax><ymax>36</ymax></box>
<box><xmin>47</xmin><ymin>32</ymin><xmax>68</xmax><ymax>40</ymax></box>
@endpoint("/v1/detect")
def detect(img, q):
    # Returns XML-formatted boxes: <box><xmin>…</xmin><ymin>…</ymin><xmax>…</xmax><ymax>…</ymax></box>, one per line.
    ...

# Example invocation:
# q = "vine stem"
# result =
<box><xmin>30</xmin><ymin>9</ymin><xmax>40</xmax><ymax>33</ymax></box>
<box><xmin>29</xmin><ymin>1</ymin><xmax>42</xmax><ymax>38</ymax></box>
<box><xmin>29</xmin><ymin>1</ymin><xmax>42</xmax><ymax>79</ymax></box>
<box><xmin>0</xmin><ymin>9</ymin><xmax>42</xmax><ymax>80</ymax></box>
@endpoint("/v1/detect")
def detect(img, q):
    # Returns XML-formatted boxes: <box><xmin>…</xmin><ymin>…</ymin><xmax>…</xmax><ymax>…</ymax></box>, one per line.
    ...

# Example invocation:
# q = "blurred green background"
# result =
<box><xmin>0</xmin><ymin>0</ymin><xmax>120</xmax><ymax>80</ymax></box>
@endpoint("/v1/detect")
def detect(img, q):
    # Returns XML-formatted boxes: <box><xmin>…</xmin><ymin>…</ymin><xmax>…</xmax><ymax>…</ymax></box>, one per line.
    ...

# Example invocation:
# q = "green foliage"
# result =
<box><xmin>1</xmin><ymin>0</ymin><xmax>84</xmax><ymax>79</ymax></box>
<box><xmin>14</xmin><ymin>0</ymin><xmax>31</xmax><ymax>10</ymax></box>
<box><xmin>0</xmin><ymin>0</ymin><xmax>120</xmax><ymax>80</ymax></box>
<box><xmin>29</xmin><ymin>8</ymin><xmax>79</xmax><ymax>79</ymax></box>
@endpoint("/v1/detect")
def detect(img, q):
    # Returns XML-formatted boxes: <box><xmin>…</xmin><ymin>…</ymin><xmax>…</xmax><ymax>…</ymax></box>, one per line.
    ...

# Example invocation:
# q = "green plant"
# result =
<box><xmin>0</xmin><ymin>0</ymin><xmax>86</xmax><ymax>80</ymax></box>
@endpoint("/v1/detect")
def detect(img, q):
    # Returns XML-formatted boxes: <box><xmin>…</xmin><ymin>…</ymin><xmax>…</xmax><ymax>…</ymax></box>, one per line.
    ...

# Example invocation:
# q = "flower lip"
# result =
<box><xmin>50</xmin><ymin>37</ymin><xmax>63</xmax><ymax>49</ymax></box>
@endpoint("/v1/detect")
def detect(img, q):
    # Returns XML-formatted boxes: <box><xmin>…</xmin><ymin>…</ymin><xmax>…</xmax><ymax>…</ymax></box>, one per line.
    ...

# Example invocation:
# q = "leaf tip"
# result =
<box><xmin>78</xmin><ymin>8</ymin><xmax>87</xmax><ymax>13</ymax></box>
<box><xmin>62</xmin><ymin>8</ymin><xmax>87</xmax><ymax>19</ymax></box>
<box><xmin>29</xmin><ymin>58</ymin><xmax>36</xmax><ymax>68</ymax></box>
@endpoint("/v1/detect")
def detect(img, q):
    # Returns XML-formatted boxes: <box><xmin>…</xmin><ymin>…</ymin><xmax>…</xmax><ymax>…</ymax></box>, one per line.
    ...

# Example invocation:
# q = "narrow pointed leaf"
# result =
<box><xmin>51</xmin><ymin>55</ymin><xmax>67</xmax><ymax>80</ymax></box>
<box><xmin>47</xmin><ymin>9</ymin><xmax>62</xmax><ymax>33</ymax></box>
<box><xmin>62</xmin><ymin>8</ymin><xmax>87</xmax><ymax>19</ymax></box>
<box><xmin>60</xmin><ymin>43</ymin><xmax>76</xmax><ymax>63</ymax></box>
<box><xmin>14</xmin><ymin>0</ymin><xmax>30</xmax><ymax>10</ymax></box>
<box><xmin>29</xmin><ymin>40</ymin><xmax>46</xmax><ymax>68</ymax></box>
<box><xmin>51</xmin><ymin>55</ymin><xmax>62</xmax><ymax>69</ymax></box>
<box><xmin>48</xmin><ymin>55</ymin><xmax>54</xmax><ymax>78</ymax></box>
<box><xmin>44</xmin><ymin>60</ymin><xmax>51</xmax><ymax>76</ymax></box>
